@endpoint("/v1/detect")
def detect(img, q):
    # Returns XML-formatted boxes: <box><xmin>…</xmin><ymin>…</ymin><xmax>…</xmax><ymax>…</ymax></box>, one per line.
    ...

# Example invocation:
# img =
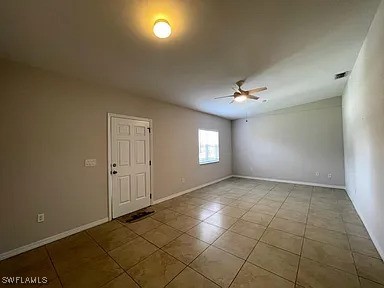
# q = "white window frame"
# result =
<box><xmin>198</xmin><ymin>129</ymin><xmax>220</xmax><ymax>165</ymax></box>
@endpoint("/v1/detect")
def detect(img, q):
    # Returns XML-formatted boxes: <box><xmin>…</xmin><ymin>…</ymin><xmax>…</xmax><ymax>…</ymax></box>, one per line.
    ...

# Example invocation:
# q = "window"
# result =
<box><xmin>198</xmin><ymin>129</ymin><xmax>219</xmax><ymax>164</ymax></box>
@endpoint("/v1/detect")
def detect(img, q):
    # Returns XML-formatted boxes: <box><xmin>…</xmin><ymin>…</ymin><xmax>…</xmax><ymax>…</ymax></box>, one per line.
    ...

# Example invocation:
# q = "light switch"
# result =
<box><xmin>85</xmin><ymin>159</ymin><xmax>97</xmax><ymax>167</ymax></box>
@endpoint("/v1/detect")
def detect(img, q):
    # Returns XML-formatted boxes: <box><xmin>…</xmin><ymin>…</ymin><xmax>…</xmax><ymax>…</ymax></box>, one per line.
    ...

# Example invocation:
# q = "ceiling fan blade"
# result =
<box><xmin>248</xmin><ymin>87</ymin><xmax>267</xmax><ymax>94</ymax></box>
<box><xmin>236</xmin><ymin>80</ymin><xmax>245</xmax><ymax>88</ymax></box>
<box><xmin>229</xmin><ymin>99</ymin><xmax>234</xmax><ymax>104</ymax></box>
<box><xmin>214</xmin><ymin>95</ymin><xmax>234</xmax><ymax>99</ymax></box>
<box><xmin>248</xmin><ymin>95</ymin><xmax>260</xmax><ymax>100</ymax></box>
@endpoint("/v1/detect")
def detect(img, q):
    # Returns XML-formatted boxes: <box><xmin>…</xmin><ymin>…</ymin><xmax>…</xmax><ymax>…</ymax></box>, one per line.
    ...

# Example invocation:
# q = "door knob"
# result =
<box><xmin>112</xmin><ymin>171</ymin><xmax>118</xmax><ymax>174</ymax></box>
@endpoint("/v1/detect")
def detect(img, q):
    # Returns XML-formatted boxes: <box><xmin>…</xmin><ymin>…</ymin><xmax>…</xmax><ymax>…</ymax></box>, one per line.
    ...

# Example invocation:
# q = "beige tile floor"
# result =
<box><xmin>1</xmin><ymin>178</ymin><xmax>384</xmax><ymax>288</ymax></box>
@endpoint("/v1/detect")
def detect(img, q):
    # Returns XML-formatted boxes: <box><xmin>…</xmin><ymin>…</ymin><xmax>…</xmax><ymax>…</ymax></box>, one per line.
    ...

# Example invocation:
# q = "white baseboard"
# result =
<box><xmin>152</xmin><ymin>175</ymin><xmax>233</xmax><ymax>205</ymax></box>
<box><xmin>345</xmin><ymin>189</ymin><xmax>384</xmax><ymax>260</ymax></box>
<box><xmin>0</xmin><ymin>217</ymin><xmax>109</xmax><ymax>261</ymax></box>
<box><xmin>232</xmin><ymin>175</ymin><xmax>346</xmax><ymax>189</ymax></box>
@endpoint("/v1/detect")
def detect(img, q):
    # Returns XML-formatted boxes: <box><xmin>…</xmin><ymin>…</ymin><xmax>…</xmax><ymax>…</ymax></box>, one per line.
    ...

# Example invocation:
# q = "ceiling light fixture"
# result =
<box><xmin>234</xmin><ymin>95</ymin><xmax>247</xmax><ymax>102</ymax></box>
<box><xmin>153</xmin><ymin>19</ymin><xmax>172</xmax><ymax>39</ymax></box>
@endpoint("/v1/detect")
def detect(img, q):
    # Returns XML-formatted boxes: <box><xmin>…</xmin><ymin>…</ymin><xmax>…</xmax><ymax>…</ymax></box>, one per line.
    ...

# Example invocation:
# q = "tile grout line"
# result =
<box><xmin>254</xmin><ymin>185</ymin><xmax>375</xmax><ymax>285</ymax></box>
<box><xmin>226</xmin><ymin>183</ymin><xmax>293</xmax><ymax>287</ymax></box>
<box><xmin>235</xmin><ymin>184</ymin><xmax>312</xmax><ymax>284</ymax></box>
<box><xmin>302</xmin><ymin>188</ymin><xmax>377</xmax><ymax>285</ymax></box>
<box><xmin>124</xmin><ymin>183</ymin><xmax>337</xmax><ymax>286</ymax></box>
<box><xmin>80</xmin><ymin>182</ymin><xmax>365</xmax><ymax>286</ymax></box>
<box><xmin>204</xmin><ymin>181</ymin><xmax>272</xmax><ymax>287</ymax></box>
<box><xmin>293</xmin><ymin>189</ymin><xmax>375</xmax><ymax>280</ymax></box>
<box><xmin>235</xmin><ymin>184</ymin><xmax>309</xmax><ymax>285</ymax></box>
<box><xmin>358</xmin><ymin>276</ymin><xmax>384</xmax><ymax>287</ymax></box>
<box><xmin>122</xmin><ymin>183</ymin><xmax>250</xmax><ymax>287</ymax></box>
<box><xmin>294</xmin><ymin>185</ymin><xmax>313</xmax><ymax>286</ymax></box>
<box><xmin>160</xmin><ymin>235</ymin><xmax>215</xmax><ymax>287</ymax></box>
<box><xmin>343</xmin><ymin>204</ymin><xmax>363</xmax><ymax>287</ymax></box>
<box><xmin>85</xmin><ymin>229</ymin><xmax>144</xmax><ymax>288</ymax></box>
<box><xmin>270</xmin><ymin>187</ymin><xmax>382</xmax><ymax>285</ymax></box>
<box><xmin>44</xmin><ymin>245</ymin><xmax>64</xmax><ymax>288</ymax></box>
<box><xmin>159</xmin><ymin>181</ymin><xmax>259</xmax><ymax>287</ymax></box>
<box><xmin>176</xmin><ymin>181</ymin><xmax>271</xmax><ymax>287</ymax></box>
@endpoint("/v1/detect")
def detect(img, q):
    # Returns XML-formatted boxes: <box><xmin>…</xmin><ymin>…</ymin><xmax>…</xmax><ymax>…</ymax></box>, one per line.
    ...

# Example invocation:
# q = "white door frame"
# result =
<box><xmin>107</xmin><ymin>113</ymin><xmax>154</xmax><ymax>221</ymax></box>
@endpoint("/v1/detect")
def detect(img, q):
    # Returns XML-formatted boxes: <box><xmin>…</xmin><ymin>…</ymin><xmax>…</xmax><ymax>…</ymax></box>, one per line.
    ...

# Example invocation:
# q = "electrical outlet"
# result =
<box><xmin>37</xmin><ymin>213</ymin><xmax>45</xmax><ymax>223</ymax></box>
<box><xmin>85</xmin><ymin>159</ymin><xmax>97</xmax><ymax>167</ymax></box>
<box><xmin>181</xmin><ymin>177</ymin><xmax>185</xmax><ymax>183</ymax></box>
<box><xmin>328</xmin><ymin>173</ymin><xmax>332</xmax><ymax>179</ymax></box>
<box><xmin>315</xmin><ymin>172</ymin><xmax>320</xmax><ymax>176</ymax></box>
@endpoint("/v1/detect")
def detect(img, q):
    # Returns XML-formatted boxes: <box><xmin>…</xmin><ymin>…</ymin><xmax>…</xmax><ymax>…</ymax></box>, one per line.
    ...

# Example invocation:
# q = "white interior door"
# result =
<box><xmin>111</xmin><ymin>116</ymin><xmax>151</xmax><ymax>218</ymax></box>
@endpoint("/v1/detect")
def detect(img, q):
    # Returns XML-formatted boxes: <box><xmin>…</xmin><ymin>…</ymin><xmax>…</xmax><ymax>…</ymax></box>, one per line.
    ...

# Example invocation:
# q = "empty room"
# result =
<box><xmin>0</xmin><ymin>0</ymin><xmax>383</xmax><ymax>287</ymax></box>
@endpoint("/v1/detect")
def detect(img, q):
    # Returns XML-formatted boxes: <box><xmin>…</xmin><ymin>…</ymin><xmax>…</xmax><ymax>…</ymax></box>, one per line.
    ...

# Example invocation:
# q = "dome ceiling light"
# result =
<box><xmin>153</xmin><ymin>19</ymin><xmax>172</xmax><ymax>39</ymax></box>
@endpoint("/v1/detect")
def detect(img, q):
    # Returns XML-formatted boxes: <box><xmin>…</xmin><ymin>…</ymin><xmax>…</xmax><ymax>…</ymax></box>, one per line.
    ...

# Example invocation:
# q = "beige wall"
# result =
<box><xmin>342</xmin><ymin>0</ymin><xmax>384</xmax><ymax>258</ymax></box>
<box><xmin>232</xmin><ymin>97</ymin><xmax>345</xmax><ymax>186</ymax></box>
<box><xmin>0</xmin><ymin>60</ymin><xmax>232</xmax><ymax>254</ymax></box>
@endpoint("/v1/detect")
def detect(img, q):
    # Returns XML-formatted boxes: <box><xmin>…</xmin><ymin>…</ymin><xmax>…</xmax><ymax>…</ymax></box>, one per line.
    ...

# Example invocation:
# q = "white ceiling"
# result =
<box><xmin>0</xmin><ymin>0</ymin><xmax>380</xmax><ymax>119</ymax></box>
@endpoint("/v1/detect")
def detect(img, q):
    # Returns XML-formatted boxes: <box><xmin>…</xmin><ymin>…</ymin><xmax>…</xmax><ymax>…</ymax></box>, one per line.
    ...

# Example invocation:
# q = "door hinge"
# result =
<box><xmin>147</xmin><ymin>127</ymin><xmax>151</xmax><ymax>133</ymax></box>
<box><xmin>150</xmin><ymin>194</ymin><xmax>152</xmax><ymax>199</ymax></box>
<box><xmin>149</xmin><ymin>160</ymin><xmax>152</xmax><ymax>166</ymax></box>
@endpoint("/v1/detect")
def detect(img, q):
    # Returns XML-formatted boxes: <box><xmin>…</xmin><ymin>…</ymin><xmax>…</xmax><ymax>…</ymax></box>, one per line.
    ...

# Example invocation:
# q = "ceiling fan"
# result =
<box><xmin>214</xmin><ymin>80</ymin><xmax>267</xmax><ymax>103</ymax></box>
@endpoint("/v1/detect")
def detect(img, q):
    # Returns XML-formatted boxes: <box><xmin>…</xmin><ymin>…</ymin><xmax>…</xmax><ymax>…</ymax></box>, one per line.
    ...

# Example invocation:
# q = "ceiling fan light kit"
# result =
<box><xmin>234</xmin><ymin>95</ymin><xmax>247</xmax><ymax>102</ymax></box>
<box><xmin>214</xmin><ymin>79</ymin><xmax>267</xmax><ymax>104</ymax></box>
